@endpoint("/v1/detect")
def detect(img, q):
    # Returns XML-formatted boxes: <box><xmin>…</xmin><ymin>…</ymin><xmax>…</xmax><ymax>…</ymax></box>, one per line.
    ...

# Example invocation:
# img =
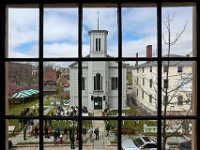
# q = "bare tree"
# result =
<box><xmin>162</xmin><ymin>13</ymin><xmax>188</xmax><ymax>149</ymax></box>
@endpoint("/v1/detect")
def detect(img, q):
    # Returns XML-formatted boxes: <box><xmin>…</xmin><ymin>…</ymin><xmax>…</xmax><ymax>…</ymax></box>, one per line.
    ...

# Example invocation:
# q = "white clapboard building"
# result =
<box><xmin>69</xmin><ymin>30</ymin><xmax>127</xmax><ymax>111</ymax></box>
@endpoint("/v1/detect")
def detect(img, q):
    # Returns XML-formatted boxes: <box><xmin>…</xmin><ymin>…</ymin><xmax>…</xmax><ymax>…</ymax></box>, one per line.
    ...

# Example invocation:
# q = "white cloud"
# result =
<box><xmin>8</xmin><ymin>6</ymin><xmax>193</xmax><ymax>59</ymax></box>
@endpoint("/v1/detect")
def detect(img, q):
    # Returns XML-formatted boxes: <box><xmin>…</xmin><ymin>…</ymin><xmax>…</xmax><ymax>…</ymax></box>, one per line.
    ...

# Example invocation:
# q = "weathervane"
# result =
<box><xmin>96</xmin><ymin>10</ymin><xmax>100</xmax><ymax>30</ymax></box>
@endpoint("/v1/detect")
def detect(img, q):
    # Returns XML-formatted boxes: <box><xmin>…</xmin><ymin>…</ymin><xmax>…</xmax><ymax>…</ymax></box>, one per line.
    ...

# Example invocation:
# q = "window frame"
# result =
<box><xmin>0</xmin><ymin>2</ymin><xmax>199</xmax><ymax>150</ymax></box>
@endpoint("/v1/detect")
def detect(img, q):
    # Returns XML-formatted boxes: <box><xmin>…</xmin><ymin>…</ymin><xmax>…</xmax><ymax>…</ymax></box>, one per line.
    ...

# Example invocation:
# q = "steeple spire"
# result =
<box><xmin>96</xmin><ymin>10</ymin><xmax>100</xmax><ymax>30</ymax></box>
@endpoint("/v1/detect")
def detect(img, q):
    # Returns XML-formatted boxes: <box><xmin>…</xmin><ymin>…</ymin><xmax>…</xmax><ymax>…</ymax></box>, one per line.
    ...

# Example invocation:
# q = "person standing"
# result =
<box><xmin>94</xmin><ymin>127</ymin><xmax>99</xmax><ymax>140</ymax></box>
<box><xmin>53</xmin><ymin>130</ymin><xmax>57</xmax><ymax>144</ymax></box>
<box><xmin>44</xmin><ymin>124</ymin><xmax>49</xmax><ymax>138</ymax></box>
<box><xmin>88</xmin><ymin>127</ymin><xmax>93</xmax><ymax>142</ymax></box>
<box><xmin>56</xmin><ymin>125</ymin><xmax>60</xmax><ymax>137</ymax></box>
<box><xmin>35</xmin><ymin>126</ymin><xmax>39</xmax><ymax>138</ymax></box>
<box><xmin>23</xmin><ymin>125</ymin><xmax>27</xmax><ymax>140</ymax></box>
<box><xmin>105</xmin><ymin>121</ymin><xmax>111</xmax><ymax>137</ymax></box>
<box><xmin>70</xmin><ymin>134</ymin><xmax>75</xmax><ymax>149</ymax></box>
<box><xmin>59</xmin><ymin>134</ymin><xmax>63</xmax><ymax>144</ymax></box>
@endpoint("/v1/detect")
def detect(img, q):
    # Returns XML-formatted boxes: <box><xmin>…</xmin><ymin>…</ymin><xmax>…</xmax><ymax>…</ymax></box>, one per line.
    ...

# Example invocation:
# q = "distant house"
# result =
<box><xmin>43</xmin><ymin>70</ymin><xmax>57</xmax><ymax>93</ymax></box>
<box><xmin>8</xmin><ymin>62</ymin><xmax>32</xmax><ymax>88</ymax></box>
<box><xmin>69</xmin><ymin>30</ymin><xmax>127</xmax><ymax>111</ymax></box>
<box><xmin>132</xmin><ymin>45</ymin><xmax>192</xmax><ymax>115</ymax></box>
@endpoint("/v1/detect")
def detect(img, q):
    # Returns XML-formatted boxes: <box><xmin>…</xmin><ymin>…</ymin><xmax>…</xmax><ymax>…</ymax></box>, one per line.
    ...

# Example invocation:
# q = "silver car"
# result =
<box><xmin>122</xmin><ymin>136</ymin><xmax>170</xmax><ymax>150</ymax></box>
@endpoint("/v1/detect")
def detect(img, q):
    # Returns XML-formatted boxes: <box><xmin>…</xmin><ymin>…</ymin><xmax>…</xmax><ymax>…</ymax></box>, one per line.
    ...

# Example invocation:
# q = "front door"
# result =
<box><xmin>94</xmin><ymin>96</ymin><xmax>102</xmax><ymax>109</ymax></box>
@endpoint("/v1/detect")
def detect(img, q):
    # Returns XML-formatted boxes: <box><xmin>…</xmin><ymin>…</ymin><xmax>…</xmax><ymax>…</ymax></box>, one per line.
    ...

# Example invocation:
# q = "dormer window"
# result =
<box><xmin>96</xmin><ymin>38</ymin><xmax>101</xmax><ymax>51</ymax></box>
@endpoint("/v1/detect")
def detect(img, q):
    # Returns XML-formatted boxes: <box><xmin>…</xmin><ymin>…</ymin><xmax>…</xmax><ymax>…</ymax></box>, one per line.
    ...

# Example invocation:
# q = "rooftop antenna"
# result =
<box><xmin>96</xmin><ymin>10</ymin><xmax>100</xmax><ymax>30</ymax></box>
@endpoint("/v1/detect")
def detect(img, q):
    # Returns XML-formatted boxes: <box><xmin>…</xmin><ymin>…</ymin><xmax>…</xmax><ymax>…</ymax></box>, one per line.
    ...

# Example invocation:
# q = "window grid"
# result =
<box><xmin>0</xmin><ymin>1</ymin><xmax>199</xmax><ymax>150</ymax></box>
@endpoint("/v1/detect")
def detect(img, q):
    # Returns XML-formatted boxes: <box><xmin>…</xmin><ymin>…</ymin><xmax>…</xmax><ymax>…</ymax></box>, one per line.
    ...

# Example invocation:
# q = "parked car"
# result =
<box><xmin>56</xmin><ymin>101</ymin><xmax>61</xmax><ymax>105</ymax></box>
<box><xmin>179</xmin><ymin>140</ymin><xmax>191</xmax><ymax>150</ymax></box>
<box><xmin>63</xmin><ymin>100</ymin><xmax>69</xmax><ymax>106</ymax></box>
<box><xmin>122</xmin><ymin>136</ymin><xmax>170</xmax><ymax>150</ymax></box>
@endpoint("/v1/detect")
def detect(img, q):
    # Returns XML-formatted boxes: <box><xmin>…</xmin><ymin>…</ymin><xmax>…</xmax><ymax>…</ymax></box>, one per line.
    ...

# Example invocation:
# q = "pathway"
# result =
<box><xmin>9</xmin><ymin>106</ymin><xmax>53</xmax><ymax>146</ymax></box>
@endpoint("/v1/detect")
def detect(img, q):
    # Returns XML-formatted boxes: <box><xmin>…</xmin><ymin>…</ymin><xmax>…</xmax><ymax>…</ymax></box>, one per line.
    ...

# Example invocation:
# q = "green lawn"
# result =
<box><xmin>9</xmin><ymin>99</ymin><xmax>39</xmax><ymax>115</ymax></box>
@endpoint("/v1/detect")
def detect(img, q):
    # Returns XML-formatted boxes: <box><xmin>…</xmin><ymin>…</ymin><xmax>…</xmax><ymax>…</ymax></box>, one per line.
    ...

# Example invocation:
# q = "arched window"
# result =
<box><xmin>94</xmin><ymin>73</ymin><xmax>102</xmax><ymax>90</ymax></box>
<box><xmin>178</xmin><ymin>95</ymin><xmax>183</xmax><ymax>105</ymax></box>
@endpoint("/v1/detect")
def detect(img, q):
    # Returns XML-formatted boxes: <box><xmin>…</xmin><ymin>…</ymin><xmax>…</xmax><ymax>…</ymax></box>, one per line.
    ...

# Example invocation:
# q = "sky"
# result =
<box><xmin>8</xmin><ymin>6</ymin><xmax>193</xmax><ymax>67</ymax></box>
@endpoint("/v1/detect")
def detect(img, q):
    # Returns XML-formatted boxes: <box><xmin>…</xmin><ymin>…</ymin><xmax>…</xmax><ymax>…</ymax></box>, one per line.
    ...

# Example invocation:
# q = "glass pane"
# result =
<box><xmin>82</xmin><ymin>61</ymin><xmax>118</xmax><ymax>117</ymax></box>
<box><xmin>83</xmin><ymin>7</ymin><xmax>118</xmax><ymax>57</ymax></box>
<box><xmin>123</xmin><ymin>61</ymin><xmax>157</xmax><ymax>116</ymax></box>
<box><xmin>162</xmin><ymin>119</ymin><xmax>192</xmax><ymax>149</ymax></box>
<box><xmin>162</xmin><ymin>61</ymin><xmax>194</xmax><ymax>116</ymax></box>
<box><xmin>43</xmin><ymin>62</ymin><xmax>78</xmax><ymax>116</ymax></box>
<box><xmin>162</xmin><ymin>6</ymin><xmax>193</xmax><ymax>57</ymax></box>
<box><xmin>43</xmin><ymin>119</ymin><xmax>79</xmax><ymax>149</ymax></box>
<box><xmin>7</xmin><ymin>62</ymin><xmax>39</xmax><ymax>116</ymax></box>
<box><xmin>8</xmin><ymin>119</ymin><xmax>40</xmax><ymax>149</ymax></box>
<box><xmin>44</xmin><ymin>8</ymin><xmax>78</xmax><ymax>58</ymax></box>
<box><xmin>122</xmin><ymin>7</ymin><xmax>157</xmax><ymax>57</ymax></box>
<box><xmin>122</xmin><ymin>120</ymin><xmax>157</xmax><ymax>149</ymax></box>
<box><xmin>82</xmin><ymin>120</ymin><xmax>118</xmax><ymax>150</ymax></box>
<box><xmin>7</xmin><ymin>8</ymin><xmax>39</xmax><ymax>58</ymax></box>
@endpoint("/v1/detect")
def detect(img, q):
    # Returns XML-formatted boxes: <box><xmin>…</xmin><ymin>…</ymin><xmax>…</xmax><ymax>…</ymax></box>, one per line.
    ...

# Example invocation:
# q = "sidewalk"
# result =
<box><xmin>9</xmin><ymin>106</ymin><xmax>53</xmax><ymax>146</ymax></box>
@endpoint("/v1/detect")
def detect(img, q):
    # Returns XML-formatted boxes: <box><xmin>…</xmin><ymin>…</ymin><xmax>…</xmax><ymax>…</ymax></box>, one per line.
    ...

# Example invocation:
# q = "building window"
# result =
<box><xmin>177</xmin><ymin>95</ymin><xmax>183</xmax><ymax>105</ymax></box>
<box><xmin>94</xmin><ymin>73</ymin><xmax>102</xmax><ymax>90</ymax></box>
<box><xmin>142</xmin><ymin>67</ymin><xmax>144</xmax><ymax>73</ymax></box>
<box><xmin>142</xmin><ymin>91</ymin><xmax>144</xmax><ymax>99</ymax></box>
<box><xmin>137</xmin><ymin>89</ymin><xmax>138</xmax><ymax>97</ymax></box>
<box><xmin>137</xmin><ymin>77</ymin><xmax>139</xmax><ymax>85</ymax></box>
<box><xmin>163</xmin><ymin>95</ymin><xmax>168</xmax><ymax>105</ymax></box>
<box><xmin>137</xmin><ymin>68</ymin><xmax>139</xmax><ymax>73</ymax></box>
<box><xmin>149</xmin><ymin>95</ymin><xmax>152</xmax><ymax>103</ymax></box>
<box><xmin>163</xmin><ymin>65</ymin><xmax>168</xmax><ymax>72</ymax></box>
<box><xmin>177</xmin><ymin>66</ymin><xmax>183</xmax><ymax>73</ymax></box>
<box><xmin>96</xmin><ymin>38</ymin><xmax>101</xmax><ymax>51</ymax></box>
<box><xmin>82</xmin><ymin>77</ymin><xmax>85</xmax><ymax>90</ymax></box>
<box><xmin>143</xmin><ymin>78</ymin><xmax>145</xmax><ymax>86</ymax></box>
<box><xmin>150</xmin><ymin>79</ymin><xmax>152</xmax><ymax>88</ymax></box>
<box><xmin>112</xmin><ymin>77</ymin><xmax>118</xmax><ymax>90</ymax></box>
<box><xmin>164</xmin><ymin>79</ymin><xmax>168</xmax><ymax>88</ymax></box>
<box><xmin>150</xmin><ymin>66</ymin><xmax>152</xmax><ymax>72</ymax></box>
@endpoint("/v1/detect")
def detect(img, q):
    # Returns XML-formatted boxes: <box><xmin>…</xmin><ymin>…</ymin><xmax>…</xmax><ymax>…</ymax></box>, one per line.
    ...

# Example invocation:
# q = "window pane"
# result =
<box><xmin>121</xmin><ymin>120</ymin><xmax>157</xmax><ymax>149</ymax></box>
<box><xmin>83</xmin><ymin>7</ymin><xmax>118</xmax><ymax>57</ymax></box>
<box><xmin>7</xmin><ymin>8</ymin><xmax>39</xmax><ymax>58</ymax></box>
<box><xmin>8</xmin><ymin>119</ymin><xmax>40</xmax><ymax>148</ymax></box>
<box><xmin>122</xmin><ymin>7</ymin><xmax>157</xmax><ymax>57</ymax></box>
<box><xmin>82</xmin><ymin>61</ymin><xmax>118</xmax><ymax>117</ymax></box>
<box><xmin>162</xmin><ymin>61</ymin><xmax>194</xmax><ymax>116</ymax></box>
<box><xmin>44</xmin><ymin>8</ymin><xmax>78</xmax><ymax>58</ymax></box>
<box><xmin>82</xmin><ymin>120</ymin><xmax>118</xmax><ymax>149</ymax></box>
<box><xmin>162</xmin><ymin>6</ymin><xmax>193</xmax><ymax>57</ymax></box>
<box><xmin>43</xmin><ymin>62</ymin><xmax>78</xmax><ymax>116</ymax></box>
<box><xmin>7</xmin><ymin>62</ymin><xmax>39</xmax><ymax>116</ymax></box>
<box><xmin>125</xmin><ymin>61</ymin><xmax>157</xmax><ymax>116</ymax></box>
<box><xmin>43</xmin><ymin>119</ymin><xmax>79</xmax><ymax>149</ymax></box>
<box><xmin>162</xmin><ymin>120</ymin><xmax>192</xmax><ymax>149</ymax></box>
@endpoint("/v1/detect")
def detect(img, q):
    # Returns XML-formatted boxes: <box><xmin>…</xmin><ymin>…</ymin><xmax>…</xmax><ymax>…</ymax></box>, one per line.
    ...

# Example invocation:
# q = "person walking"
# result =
<box><xmin>94</xmin><ymin>127</ymin><xmax>99</xmax><ymax>140</ymax></box>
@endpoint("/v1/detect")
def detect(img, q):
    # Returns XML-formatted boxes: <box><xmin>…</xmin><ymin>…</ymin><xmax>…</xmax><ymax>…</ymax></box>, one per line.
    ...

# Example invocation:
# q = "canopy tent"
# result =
<box><xmin>10</xmin><ymin>89</ymin><xmax>39</xmax><ymax>103</ymax></box>
<box><xmin>11</xmin><ymin>89</ymin><xmax>39</xmax><ymax>99</ymax></box>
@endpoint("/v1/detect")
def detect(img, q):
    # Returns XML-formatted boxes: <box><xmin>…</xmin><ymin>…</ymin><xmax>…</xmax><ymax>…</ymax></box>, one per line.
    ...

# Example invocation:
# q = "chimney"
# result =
<box><xmin>135</xmin><ymin>53</ymin><xmax>138</xmax><ymax>66</ymax></box>
<box><xmin>146</xmin><ymin>45</ymin><xmax>152</xmax><ymax>62</ymax></box>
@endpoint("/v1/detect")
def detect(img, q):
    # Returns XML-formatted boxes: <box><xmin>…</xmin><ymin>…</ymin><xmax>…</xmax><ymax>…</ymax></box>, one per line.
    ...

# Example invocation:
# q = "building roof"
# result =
<box><xmin>88</xmin><ymin>30</ymin><xmax>108</xmax><ymax>34</ymax></box>
<box><xmin>69</xmin><ymin>54</ymin><xmax>126</xmax><ymax>68</ymax></box>
<box><xmin>132</xmin><ymin>60</ymin><xmax>192</xmax><ymax>69</ymax></box>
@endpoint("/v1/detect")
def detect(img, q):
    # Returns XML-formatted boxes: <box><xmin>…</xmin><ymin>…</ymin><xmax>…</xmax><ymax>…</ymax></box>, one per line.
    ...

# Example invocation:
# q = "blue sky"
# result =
<box><xmin>8</xmin><ymin>6</ymin><xmax>193</xmax><ymax>66</ymax></box>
